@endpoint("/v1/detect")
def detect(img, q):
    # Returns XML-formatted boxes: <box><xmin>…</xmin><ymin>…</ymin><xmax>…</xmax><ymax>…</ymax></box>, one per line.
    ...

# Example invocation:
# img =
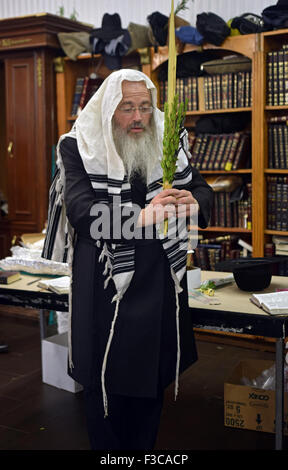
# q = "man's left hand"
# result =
<box><xmin>174</xmin><ymin>190</ymin><xmax>199</xmax><ymax>218</ymax></box>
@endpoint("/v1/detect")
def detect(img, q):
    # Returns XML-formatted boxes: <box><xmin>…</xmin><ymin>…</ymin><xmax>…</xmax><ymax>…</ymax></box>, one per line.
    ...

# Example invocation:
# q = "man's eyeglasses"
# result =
<box><xmin>118</xmin><ymin>105</ymin><xmax>153</xmax><ymax>115</ymax></box>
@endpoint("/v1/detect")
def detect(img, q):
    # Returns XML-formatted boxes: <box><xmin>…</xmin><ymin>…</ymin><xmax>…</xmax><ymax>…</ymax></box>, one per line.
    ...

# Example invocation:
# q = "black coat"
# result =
<box><xmin>61</xmin><ymin>137</ymin><xmax>213</xmax><ymax>397</ymax></box>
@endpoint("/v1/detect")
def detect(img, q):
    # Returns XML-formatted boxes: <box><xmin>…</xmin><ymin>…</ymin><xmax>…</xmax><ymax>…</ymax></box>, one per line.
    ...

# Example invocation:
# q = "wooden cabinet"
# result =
<box><xmin>0</xmin><ymin>14</ymin><xmax>92</xmax><ymax>258</ymax></box>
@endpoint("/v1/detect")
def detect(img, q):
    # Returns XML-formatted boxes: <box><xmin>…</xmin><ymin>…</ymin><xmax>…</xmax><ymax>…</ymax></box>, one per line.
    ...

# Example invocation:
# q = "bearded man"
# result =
<box><xmin>42</xmin><ymin>69</ymin><xmax>213</xmax><ymax>450</ymax></box>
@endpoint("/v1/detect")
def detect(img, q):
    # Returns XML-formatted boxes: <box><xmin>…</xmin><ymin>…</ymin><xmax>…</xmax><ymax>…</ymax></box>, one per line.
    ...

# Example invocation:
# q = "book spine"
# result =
<box><xmin>221</xmin><ymin>134</ymin><xmax>234</xmax><ymax>170</ymax></box>
<box><xmin>227</xmin><ymin>72</ymin><xmax>233</xmax><ymax>108</ymax></box>
<box><xmin>267</xmin><ymin>51</ymin><xmax>273</xmax><ymax>106</ymax></box>
<box><xmin>77</xmin><ymin>76</ymin><xmax>89</xmax><ymax>115</ymax></box>
<box><xmin>278</xmin><ymin>49</ymin><xmax>284</xmax><ymax>106</ymax></box>
<box><xmin>190</xmin><ymin>135</ymin><xmax>203</xmax><ymax>167</ymax></box>
<box><xmin>232</xmin><ymin>133</ymin><xmax>250</xmax><ymax>170</ymax></box>
<box><xmin>71</xmin><ymin>77</ymin><xmax>85</xmax><ymax>116</ymax></box>
<box><xmin>221</xmin><ymin>73</ymin><xmax>228</xmax><ymax>109</ymax></box>
<box><xmin>201</xmin><ymin>135</ymin><xmax>213</xmax><ymax>170</ymax></box>
<box><xmin>197</xmin><ymin>134</ymin><xmax>209</xmax><ymax>170</ymax></box>
<box><xmin>225</xmin><ymin>132</ymin><xmax>241</xmax><ymax>171</ymax></box>
<box><xmin>213</xmin><ymin>135</ymin><xmax>227</xmax><ymax>170</ymax></box>
<box><xmin>284</xmin><ymin>48</ymin><xmax>288</xmax><ymax>105</ymax></box>
<box><xmin>208</xmin><ymin>135</ymin><xmax>220</xmax><ymax>170</ymax></box>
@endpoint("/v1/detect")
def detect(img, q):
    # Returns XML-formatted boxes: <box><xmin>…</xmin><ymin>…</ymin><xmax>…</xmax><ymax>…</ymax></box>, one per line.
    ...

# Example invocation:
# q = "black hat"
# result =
<box><xmin>91</xmin><ymin>13</ymin><xmax>126</xmax><ymax>41</ymax></box>
<box><xmin>277</xmin><ymin>0</ymin><xmax>288</xmax><ymax>6</ymax></box>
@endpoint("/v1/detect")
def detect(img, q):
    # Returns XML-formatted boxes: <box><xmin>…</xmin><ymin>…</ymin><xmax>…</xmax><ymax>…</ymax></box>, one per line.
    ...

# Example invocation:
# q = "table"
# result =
<box><xmin>0</xmin><ymin>270</ymin><xmax>288</xmax><ymax>450</ymax></box>
<box><xmin>189</xmin><ymin>270</ymin><xmax>288</xmax><ymax>451</ymax></box>
<box><xmin>0</xmin><ymin>273</ymin><xmax>68</xmax><ymax>339</ymax></box>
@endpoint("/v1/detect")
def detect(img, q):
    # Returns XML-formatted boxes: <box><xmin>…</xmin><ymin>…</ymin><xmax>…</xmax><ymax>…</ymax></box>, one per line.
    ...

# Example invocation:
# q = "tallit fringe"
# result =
<box><xmin>98</xmin><ymin>242</ymin><xmax>113</xmax><ymax>289</ymax></box>
<box><xmin>101</xmin><ymin>294</ymin><xmax>121</xmax><ymax>418</ymax></box>
<box><xmin>66</xmin><ymin>227</ymin><xmax>75</xmax><ymax>371</ymax></box>
<box><xmin>174</xmin><ymin>285</ymin><xmax>180</xmax><ymax>401</ymax></box>
<box><xmin>170</xmin><ymin>269</ymin><xmax>183</xmax><ymax>402</ymax></box>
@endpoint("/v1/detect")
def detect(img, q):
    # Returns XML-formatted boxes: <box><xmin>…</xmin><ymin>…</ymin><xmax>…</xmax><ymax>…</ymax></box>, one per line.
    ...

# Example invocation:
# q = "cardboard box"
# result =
<box><xmin>41</xmin><ymin>332</ymin><xmax>82</xmax><ymax>393</ymax></box>
<box><xmin>224</xmin><ymin>359</ymin><xmax>288</xmax><ymax>435</ymax></box>
<box><xmin>186</xmin><ymin>267</ymin><xmax>201</xmax><ymax>290</ymax></box>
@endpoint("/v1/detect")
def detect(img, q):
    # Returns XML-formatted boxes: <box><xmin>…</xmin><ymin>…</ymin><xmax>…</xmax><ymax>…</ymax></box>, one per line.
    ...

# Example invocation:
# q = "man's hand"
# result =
<box><xmin>174</xmin><ymin>189</ymin><xmax>199</xmax><ymax>218</ymax></box>
<box><xmin>137</xmin><ymin>188</ymin><xmax>199</xmax><ymax>227</ymax></box>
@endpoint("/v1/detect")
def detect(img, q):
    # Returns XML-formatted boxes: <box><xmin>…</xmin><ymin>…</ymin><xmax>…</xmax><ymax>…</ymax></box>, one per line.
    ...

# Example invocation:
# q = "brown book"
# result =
<box><xmin>220</xmin><ymin>134</ymin><xmax>234</xmax><ymax>170</ymax></box>
<box><xmin>197</xmin><ymin>134</ymin><xmax>209</xmax><ymax>170</ymax></box>
<box><xmin>224</xmin><ymin>132</ymin><xmax>242</xmax><ymax>171</ymax></box>
<box><xmin>221</xmin><ymin>73</ymin><xmax>229</xmax><ymax>109</ymax></box>
<box><xmin>201</xmin><ymin>135</ymin><xmax>214</xmax><ymax>170</ymax></box>
<box><xmin>77</xmin><ymin>75</ymin><xmax>89</xmax><ymax>115</ymax></box>
<box><xmin>190</xmin><ymin>135</ymin><xmax>203</xmax><ymax>167</ymax></box>
<box><xmin>213</xmin><ymin>134</ymin><xmax>228</xmax><ymax>170</ymax></box>
<box><xmin>207</xmin><ymin>135</ymin><xmax>221</xmax><ymax>170</ymax></box>
<box><xmin>232</xmin><ymin>133</ymin><xmax>251</xmax><ymax>170</ymax></box>
<box><xmin>83</xmin><ymin>77</ymin><xmax>103</xmax><ymax>107</ymax></box>
<box><xmin>0</xmin><ymin>270</ymin><xmax>21</xmax><ymax>284</ymax></box>
<box><xmin>227</xmin><ymin>73</ymin><xmax>233</xmax><ymax>108</ymax></box>
<box><xmin>70</xmin><ymin>77</ymin><xmax>85</xmax><ymax>116</ymax></box>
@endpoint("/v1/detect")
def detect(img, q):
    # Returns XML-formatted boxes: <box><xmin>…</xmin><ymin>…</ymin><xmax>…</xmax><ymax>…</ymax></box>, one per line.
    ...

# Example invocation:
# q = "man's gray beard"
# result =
<box><xmin>112</xmin><ymin>118</ymin><xmax>159</xmax><ymax>183</ymax></box>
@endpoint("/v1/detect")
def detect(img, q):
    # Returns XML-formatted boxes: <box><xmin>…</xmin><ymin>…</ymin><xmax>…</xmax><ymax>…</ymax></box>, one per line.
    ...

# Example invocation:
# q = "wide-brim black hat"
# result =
<box><xmin>92</xmin><ymin>13</ymin><xmax>126</xmax><ymax>41</ymax></box>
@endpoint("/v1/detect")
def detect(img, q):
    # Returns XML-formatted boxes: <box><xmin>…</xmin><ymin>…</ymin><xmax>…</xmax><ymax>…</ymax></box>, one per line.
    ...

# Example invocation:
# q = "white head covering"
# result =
<box><xmin>72</xmin><ymin>69</ymin><xmax>164</xmax><ymax>183</ymax></box>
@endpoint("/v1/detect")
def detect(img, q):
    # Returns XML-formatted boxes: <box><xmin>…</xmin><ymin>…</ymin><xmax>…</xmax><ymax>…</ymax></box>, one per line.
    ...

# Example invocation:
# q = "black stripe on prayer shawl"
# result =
<box><xmin>91</xmin><ymin>188</ymin><xmax>132</xmax><ymax>204</ymax></box>
<box><xmin>88</xmin><ymin>174</ymin><xmax>128</xmax><ymax>186</ymax></box>
<box><xmin>42</xmin><ymin>169</ymin><xmax>64</xmax><ymax>260</ymax></box>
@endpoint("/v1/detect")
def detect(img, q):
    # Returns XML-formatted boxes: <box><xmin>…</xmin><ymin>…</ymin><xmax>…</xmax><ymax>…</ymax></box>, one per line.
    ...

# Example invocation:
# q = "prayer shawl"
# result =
<box><xmin>42</xmin><ymin>69</ymin><xmax>193</xmax><ymax>416</ymax></box>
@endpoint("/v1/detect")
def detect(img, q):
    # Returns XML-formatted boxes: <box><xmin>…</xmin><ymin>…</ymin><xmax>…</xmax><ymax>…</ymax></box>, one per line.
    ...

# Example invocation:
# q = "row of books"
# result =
<box><xmin>189</xmin><ymin>132</ymin><xmax>251</xmax><ymax>171</ymax></box>
<box><xmin>71</xmin><ymin>76</ymin><xmax>103</xmax><ymax>116</ymax></box>
<box><xmin>268</xmin><ymin>115</ymin><xmax>288</xmax><ymax>169</ymax></box>
<box><xmin>264</xmin><ymin>241</ymin><xmax>288</xmax><ymax>276</ymax></box>
<box><xmin>267</xmin><ymin>176</ymin><xmax>288</xmax><ymax>231</ymax></box>
<box><xmin>191</xmin><ymin>235</ymin><xmax>242</xmax><ymax>271</ymax></box>
<box><xmin>209</xmin><ymin>184</ymin><xmax>252</xmax><ymax>230</ymax></box>
<box><xmin>267</xmin><ymin>44</ymin><xmax>288</xmax><ymax>106</ymax></box>
<box><xmin>191</xmin><ymin>236</ymin><xmax>288</xmax><ymax>274</ymax></box>
<box><xmin>271</xmin><ymin>235</ymin><xmax>288</xmax><ymax>256</ymax></box>
<box><xmin>203</xmin><ymin>71</ymin><xmax>252</xmax><ymax>110</ymax></box>
<box><xmin>159</xmin><ymin>77</ymin><xmax>198</xmax><ymax>111</ymax></box>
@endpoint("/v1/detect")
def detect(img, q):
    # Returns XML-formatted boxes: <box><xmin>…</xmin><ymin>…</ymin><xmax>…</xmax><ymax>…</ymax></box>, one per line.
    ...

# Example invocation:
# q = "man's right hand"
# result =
<box><xmin>137</xmin><ymin>189</ymin><xmax>180</xmax><ymax>227</ymax></box>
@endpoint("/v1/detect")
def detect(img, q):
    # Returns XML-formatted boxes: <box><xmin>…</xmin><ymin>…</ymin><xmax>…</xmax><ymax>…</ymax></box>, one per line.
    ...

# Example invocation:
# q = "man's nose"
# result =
<box><xmin>132</xmin><ymin>108</ymin><xmax>142</xmax><ymax>120</ymax></box>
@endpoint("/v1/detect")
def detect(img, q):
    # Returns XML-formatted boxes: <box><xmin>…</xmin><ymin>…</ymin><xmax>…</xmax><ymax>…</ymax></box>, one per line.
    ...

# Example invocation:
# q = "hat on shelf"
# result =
<box><xmin>91</xmin><ymin>13</ymin><xmax>127</xmax><ymax>41</ymax></box>
<box><xmin>175</xmin><ymin>26</ymin><xmax>204</xmax><ymax>45</ymax></box>
<box><xmin>127</xmin><ymin>23</ymin><xmax>153</xmax><ymax>53</ymax></box>
<box><xmin>57</xmin><ymin>32</ymin><xmax>92</xmax><ymax>61</ymax></box>
<box><xmin>147</xmin><ymin>11</ymin><xmax>169</xmax><ymax>46</ymax></box>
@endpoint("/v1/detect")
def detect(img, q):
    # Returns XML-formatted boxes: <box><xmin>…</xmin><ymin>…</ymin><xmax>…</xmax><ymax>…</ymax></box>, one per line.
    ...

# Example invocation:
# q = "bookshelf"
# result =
<box><xmin>150</xmin><ymin>35</ymin><xmax>256</xmax><ymax>268</ymax></box>
<box><xmin>261</xmin><ymin>30</ymin><xmax>288</xmax><ymax>245</ymax></box>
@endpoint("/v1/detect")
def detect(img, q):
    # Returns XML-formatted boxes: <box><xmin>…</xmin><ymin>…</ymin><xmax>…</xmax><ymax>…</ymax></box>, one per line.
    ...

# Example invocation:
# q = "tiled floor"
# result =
<box><xmin>0</xmin><ymin>313</ymin><xmax>285</xmax><ymax>451</ymax></box>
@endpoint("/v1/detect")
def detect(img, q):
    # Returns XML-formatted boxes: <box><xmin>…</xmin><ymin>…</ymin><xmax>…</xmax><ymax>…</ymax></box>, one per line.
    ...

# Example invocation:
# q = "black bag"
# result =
<box><xmin>262</xmin><ymin>2</ymin><xmax>288</xmax><ymax>30</ymax></box>
<box><xmin>158</xmin><ymin>51</ymin><xmax>216</xmax><ymax>80</ymax></box>
<box><xmin>196</xmin><ymin>12</ymin><xmax>230</xmax><ymax>46</ymax></box>
<box><xmin>231</xmin><ymin>13</ymin><xmax>264</xmax><ymax>34</ymax></box>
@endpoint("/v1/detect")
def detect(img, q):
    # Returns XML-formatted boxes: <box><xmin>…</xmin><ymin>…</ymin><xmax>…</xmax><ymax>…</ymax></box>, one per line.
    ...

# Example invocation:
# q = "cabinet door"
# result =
<box><xmin>5</xmin><ymin>55</ymin><xmax>37</xmax><ymax>223</ymax></box>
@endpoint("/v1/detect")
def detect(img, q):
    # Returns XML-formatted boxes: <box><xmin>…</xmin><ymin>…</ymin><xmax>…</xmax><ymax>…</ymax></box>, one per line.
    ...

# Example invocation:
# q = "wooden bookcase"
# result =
<box><xmin>261</xmin><ymin>30</ymin><xmax>288</xmax><ymax>251</ymax></box>
<box><xmin>0</xmin><ymin>14</ymin><xmax>92</xmax><ymax>259</ymax></box>
<box><xmin>54</xmin><ymin>32</ymin><xmax>288</xmax><ymax>261</ymax></box>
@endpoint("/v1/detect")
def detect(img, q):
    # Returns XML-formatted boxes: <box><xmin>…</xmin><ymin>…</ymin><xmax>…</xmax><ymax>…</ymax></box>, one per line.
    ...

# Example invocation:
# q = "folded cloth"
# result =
<box><xmin>57</xmin><ymin>32</ymin><xmax>92</xmax><ymax>60</ymax></box>
<box><xmin>175</xmin><ymin>26</ymin><xmax>204</xmax><ymax>45</ymax></box>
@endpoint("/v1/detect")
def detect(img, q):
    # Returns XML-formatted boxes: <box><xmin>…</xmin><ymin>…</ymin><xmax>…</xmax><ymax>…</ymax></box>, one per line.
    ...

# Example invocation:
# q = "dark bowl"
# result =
<box><xmin>232</xmin><ymin>261</ymin><xmax>272</xmax><ymax>291</ymax></box>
